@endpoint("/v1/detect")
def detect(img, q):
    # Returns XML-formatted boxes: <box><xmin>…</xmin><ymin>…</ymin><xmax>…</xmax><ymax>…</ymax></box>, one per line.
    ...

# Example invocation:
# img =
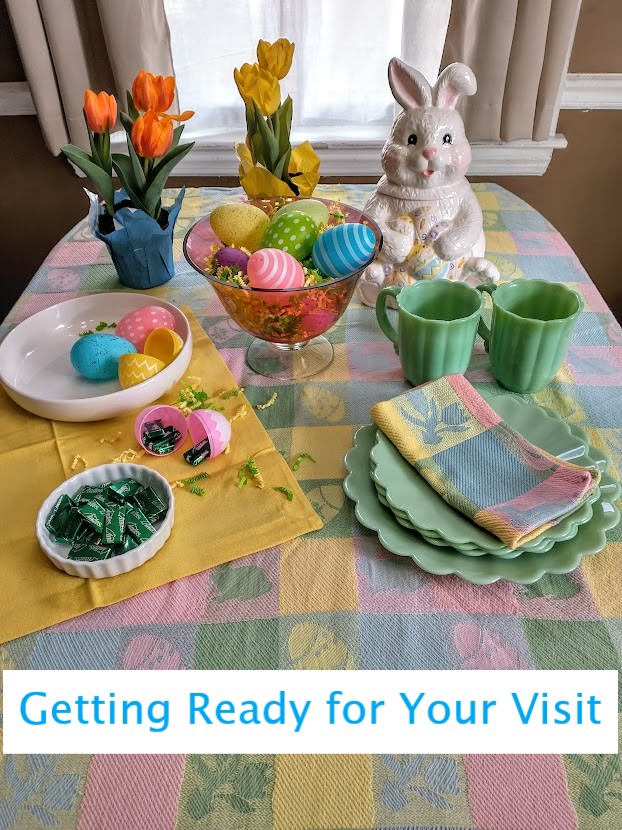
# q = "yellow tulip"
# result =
<box><xmin>257</xmin><ymin>38</ymin><xmax>294</xmax><ymax>80</ymax></box>
<box><xmin>233</xmin><ymin>62</ymin><xmax>280</xmax><ymax>116</ymax></box>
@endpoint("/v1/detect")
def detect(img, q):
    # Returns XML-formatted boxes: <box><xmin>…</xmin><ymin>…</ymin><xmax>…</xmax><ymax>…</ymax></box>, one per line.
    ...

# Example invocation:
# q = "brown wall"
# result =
<box><xmin>1</xmin><ymin>0</ymin><xmax>621</xmax><ymax>322</ymax></box>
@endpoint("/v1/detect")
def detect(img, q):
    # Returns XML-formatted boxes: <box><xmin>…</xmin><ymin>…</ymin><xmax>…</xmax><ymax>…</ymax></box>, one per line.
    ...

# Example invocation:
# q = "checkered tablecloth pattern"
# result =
<box><xmin>1</xmin><ymin>184</ymin><xmax>621</xmax><ymax>830</ymax></box>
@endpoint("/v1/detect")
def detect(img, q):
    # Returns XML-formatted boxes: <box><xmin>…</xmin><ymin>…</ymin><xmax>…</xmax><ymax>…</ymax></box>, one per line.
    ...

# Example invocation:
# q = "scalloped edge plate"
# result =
<box><xmin>370</xmin><ymin>393</ymin><xmax>602</xmax><ymax>556</ymax></box>
<box><xmin>344</xmin><ymin>424</ymin><xmax>620</xmax><ymax>585</ymax></box>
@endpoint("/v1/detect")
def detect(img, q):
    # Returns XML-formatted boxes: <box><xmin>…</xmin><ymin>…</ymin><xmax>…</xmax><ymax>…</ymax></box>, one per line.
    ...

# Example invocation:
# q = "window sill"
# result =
<box><xmin>105</xmin><ymin>129</ymin><xmax>567</xmax><ymax>177</ymax></box>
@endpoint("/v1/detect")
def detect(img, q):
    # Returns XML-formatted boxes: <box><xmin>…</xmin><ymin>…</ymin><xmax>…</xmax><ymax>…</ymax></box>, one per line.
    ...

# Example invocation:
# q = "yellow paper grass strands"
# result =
<box><xmin>99</xmin><ymin>432</ymin><xmax>122</xmax><ymax>444</ymax></box>
<box><xmin>112</xmin><ymin>448</ymin><xmax>145</xmax><ymax>463</ymax></box>
<box><xmin>231</xmin><ymin>405</ymin><xmax>248</xmax><ymax>422</ymax></box>
<box><xmin>256</xmin><ymin>392</ymin><xmax>277</xmax><ymax>410</ymax></box>
<box><xmin>70</xmin><ymin>454</ymin><xmax>87</xmax><ymax>471</ymax></box>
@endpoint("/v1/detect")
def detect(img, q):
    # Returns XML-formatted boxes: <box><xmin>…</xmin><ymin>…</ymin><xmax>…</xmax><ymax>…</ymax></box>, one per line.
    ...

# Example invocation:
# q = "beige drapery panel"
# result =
<box><xmin>5</xmin><ymin>0</ymin><xmax>175</xmax><ymax>155</ymax></box>
<box><xmin>442</xmin><ymin>0</ymin><xmax>582</xmax><ymax>141</ymax></box>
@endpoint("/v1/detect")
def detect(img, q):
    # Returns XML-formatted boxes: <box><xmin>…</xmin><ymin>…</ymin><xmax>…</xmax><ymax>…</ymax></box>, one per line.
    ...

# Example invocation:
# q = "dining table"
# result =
<box><xmin>0</xmin><ymin>182</ymin><xmax>620</xmax><ymax>830</ymax></box>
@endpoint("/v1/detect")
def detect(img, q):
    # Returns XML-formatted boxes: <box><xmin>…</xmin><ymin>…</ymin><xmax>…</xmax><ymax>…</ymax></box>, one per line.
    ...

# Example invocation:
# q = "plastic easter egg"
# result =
<box><xmin>312</xmin><ymin>223</ymin><xmax>376</xmax><ymax>278</ymax></box>
<box><xmin>261</xmin><ymin>210</ymin><xmax>318</xmax><ymax>260</ymax></box>
<box><xmin>143</xmin><ymin>327</ymin><xmax>184</xmax><ymax>366</ymax></box>
<box><xmin>247</xmin><ymin>248</ymin><xmax>305</xmax><ymax>290</ymax></box>
<box><xmin>70</xmin><ymin>334</ymin><xmax>136</xmax><ymax>381</ymax></box>
<box><xmin>187</xmin><ymin>409</ymin><xmax>231</xmax><ymax>458</ymax></box>
<box><xmin>118</xmin><ymin>353</ymin><xmax>166</xmax><ymax>389</ymax></box>
<box><xmin>134</xmin><ymin>404</ymin><xmax>188</xmax><ymax>456</ymax></box>
<box><xmin>300</xmin><ymin>310</ymin><xmax>339</xmax><ymax>336</ymax></box>
<box><xmin>116</xmin><ymin>306</ymin><xmax>176</xmax><ymax>352</ymax></box>
<box><xmin>214</xmin><ymin>246</ymin><xmax>250</xmax><ymax>274</ymax></box>
<box><xmin>275</xmin><ymin>199</ymin><xmax>329</xmax><ymax>228</ymax></box>
<box><xmin>210</xmin><ymin>203</ymin><xmax>270</xmax><ymax>253</ymax></box>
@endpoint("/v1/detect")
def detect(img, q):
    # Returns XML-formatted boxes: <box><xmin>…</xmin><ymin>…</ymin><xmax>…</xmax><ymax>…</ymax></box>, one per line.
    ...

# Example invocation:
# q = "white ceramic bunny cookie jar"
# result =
<box><xmin>359</xmin><ymin>58</ymin><xmax>499</xmax><ymax>306</ymax></box>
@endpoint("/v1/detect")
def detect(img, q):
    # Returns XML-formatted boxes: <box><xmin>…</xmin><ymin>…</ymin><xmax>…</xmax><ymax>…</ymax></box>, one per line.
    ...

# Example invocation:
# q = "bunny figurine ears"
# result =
<box><xmin>388</xmin><ymin>57</ymin><xmax>476</xmax><ymax>110</ymax></box>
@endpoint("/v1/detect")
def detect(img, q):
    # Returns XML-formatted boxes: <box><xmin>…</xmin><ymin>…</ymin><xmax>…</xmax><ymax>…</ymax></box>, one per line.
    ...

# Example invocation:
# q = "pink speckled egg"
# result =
<box><xmin>116</xmin><ymin>306</ymin><xmax>176</xmax><ymax>352</ymax></box>
<box><xmin>214</xmin><ymin>246</ymin><xmax>249</xmax><ymax>274</ymax></box>
<box><xmin>246</xmin><ymin>248</ymin><xmax>305</xmax><ymax>290</ymax></box>
<box><xmin>187</xmin><ymin>409</ymin><xmax>231</xmax><ymax>458</ymax></box>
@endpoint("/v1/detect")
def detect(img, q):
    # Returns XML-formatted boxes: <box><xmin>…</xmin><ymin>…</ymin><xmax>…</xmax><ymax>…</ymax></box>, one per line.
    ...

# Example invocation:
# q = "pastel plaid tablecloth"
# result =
<box><xmin>1</xmin><ymin>184</ymin><xmax>621</xmax><ymax>830</ymax></box>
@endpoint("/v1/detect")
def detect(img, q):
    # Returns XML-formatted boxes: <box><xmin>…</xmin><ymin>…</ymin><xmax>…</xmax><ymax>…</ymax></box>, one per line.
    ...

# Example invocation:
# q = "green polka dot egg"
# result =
<box><xmin>261</xmin><ymin>210</ymin><xmax>318</xmax><ymax>261</ymax></box>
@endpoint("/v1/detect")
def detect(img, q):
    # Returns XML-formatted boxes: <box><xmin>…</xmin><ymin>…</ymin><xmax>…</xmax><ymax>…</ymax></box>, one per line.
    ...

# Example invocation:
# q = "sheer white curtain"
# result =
<box><xmin>163</xmin><ymin>0</ymin><xmax>447</xmax><ymax>138</ymax></box>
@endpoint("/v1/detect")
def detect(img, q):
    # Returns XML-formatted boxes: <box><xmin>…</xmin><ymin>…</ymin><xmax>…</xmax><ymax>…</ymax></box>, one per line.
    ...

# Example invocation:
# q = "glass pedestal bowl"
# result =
<box><xmin>183</xmin><ymin>197</ymin><xmax>382</xmax><ymax>379</ymax></box>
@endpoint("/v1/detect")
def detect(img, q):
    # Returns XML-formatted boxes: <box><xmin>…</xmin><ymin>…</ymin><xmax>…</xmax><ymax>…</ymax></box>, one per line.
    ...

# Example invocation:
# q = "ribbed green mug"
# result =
<box><xmin>476</xmin><ymin>279</ymin><xmax>583</xmax><ymax>393</ymax></box>
<box><xmin>376</xmin><ymin>280</ymin><xmax>483</xmax><ymax>385</ymax></box>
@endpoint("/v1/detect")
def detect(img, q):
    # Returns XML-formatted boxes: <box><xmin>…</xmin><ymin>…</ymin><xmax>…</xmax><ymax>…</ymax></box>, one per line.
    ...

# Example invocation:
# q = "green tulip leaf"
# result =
<box><xmin>142</xmin><ymin>141</ymin><xmax>194</xmax><ymax>217</ymax></box>
<box><xmin>88</xmin><ymin>131</ymin><xmax>102</xmax><ymax>168</ymax></box>
<box><xmin>111</xmin><ymin>154</ymin><xmax>148</xmax><ymax>212</ymax></box>
<box><xmin>119</xmin><ymin>111</ymin><xmax>134</xmax><ymax>137</ymax></box>
<box><xmin>98</xmin><ymin>130</ymin><xmax>112</xmax><ymax>175</ymax></box>
<box><xmin>272</xmin><ymin>151</ymin><xmax>290</xmax><ymax>181</ymax></box>
<box><xmin>126</xmin><ymin>136</ymin><xmax>147</xmax><ymax>190</ymax></box>
<box><xmin>170</xmin><ymin>124</ymin><xmax>184</xmax><ymax>152</ymax></box>
<box><xmin>245</xmin><ymin>104</ymin><xmax>257</xmax><ymax>137</ymax></box>
<box><xmin>250</xmin><ymin>130</ymin><xmax>264</xmax><ymax>166</ymax></box>
<box><xmin>278</xmin><ymin>96</ymin><xmax>293</xmax><ymax>152</ymax></box>
<box><xmin>62</xmin><ymin>145</ymin><xmax>114</xmax><ymax>212</ymax></box>
<box><xmin>126</xmin><ymin>90</ymin><xmax>139</xmax><ymax>122</ymax></box>
<box><xmin>253</xmin><ymin>101</ymin><xmax>279</xmax><ymax>170</ymax></box>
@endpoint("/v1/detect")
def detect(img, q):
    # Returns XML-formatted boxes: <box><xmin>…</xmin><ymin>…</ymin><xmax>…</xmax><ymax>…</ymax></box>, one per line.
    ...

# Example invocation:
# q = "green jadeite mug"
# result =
<box><xmin>476</xmin><ymin>279</ymin><xmax>583</xmax><ymax>393</ymax></box>
<box><xmin>376</xmin><ymin>280</ymin><xmax>483</xmax><ymax>385</ymax></box>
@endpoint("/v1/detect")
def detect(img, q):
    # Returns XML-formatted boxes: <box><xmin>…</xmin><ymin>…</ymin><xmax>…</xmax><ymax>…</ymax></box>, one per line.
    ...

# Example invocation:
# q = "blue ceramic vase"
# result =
<box><xmin>89</xmin><ymin>188</ymin><xmax>185</xmax><ymax>290</ymax></box>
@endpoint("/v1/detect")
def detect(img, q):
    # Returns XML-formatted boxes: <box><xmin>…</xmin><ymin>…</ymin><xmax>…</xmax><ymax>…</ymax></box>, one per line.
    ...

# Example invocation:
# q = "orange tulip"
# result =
<box><xmin>131</xmin><ymin>70</ymin><xmax>193</xmax><ymax>121</ymax></box>
<box><xmin>131</xmin><ymin>110</ymin><xmax>174</xmax><ymax>159</ymax></box>
<box><xmin>83</xmin><ymin>90</ymin><xmax>117</xmax><ymax>133</ymax></box>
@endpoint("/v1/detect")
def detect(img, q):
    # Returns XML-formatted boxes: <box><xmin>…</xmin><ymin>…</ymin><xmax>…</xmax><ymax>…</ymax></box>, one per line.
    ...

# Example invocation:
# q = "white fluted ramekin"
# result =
<box><xmin>36</xmin><ymin>463</ymin><xmax>174</xmax><ymax>578</ymax></box>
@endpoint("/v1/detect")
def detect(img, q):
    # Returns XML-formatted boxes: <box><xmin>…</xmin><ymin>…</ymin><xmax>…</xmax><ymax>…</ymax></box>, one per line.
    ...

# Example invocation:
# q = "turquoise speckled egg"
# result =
<box><xmin>261</xmin><ymin>210</ymin><xmax>318</xmax><ymax>261</ymax></box>
<box><xmin>70</xmin><ymin>333</ymin><xmax>136</xmax><ymax>381</ymax></box>
<box><xmin>275</xmin><ymin>199</ymin><xmax>329</xmax><ymax>227</ymax></box>
<box><xmin>312</xmin><ymin>223</ymin><xmax>376</xmax><ymax>278</ymax></box>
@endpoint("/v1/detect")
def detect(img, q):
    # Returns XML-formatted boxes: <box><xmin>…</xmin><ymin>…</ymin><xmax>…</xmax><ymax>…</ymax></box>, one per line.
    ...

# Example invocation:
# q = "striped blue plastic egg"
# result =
<box><xmin>311</xmin><ymin>223</ymin><xmax>376</xmax><ymax>278</ymax></box>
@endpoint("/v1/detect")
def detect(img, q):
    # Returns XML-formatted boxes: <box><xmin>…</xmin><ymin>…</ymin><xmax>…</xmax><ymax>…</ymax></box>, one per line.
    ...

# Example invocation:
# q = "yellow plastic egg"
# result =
<box><xmin>210</xmin><ymin>203</ymin><xmax>270</xmax><ymax>252</ymax></box>
<box><xmin>143</xmin><ymin>327</ymin><xmax>184</xmax><ymax>366</ymax></box>
<box><xmin>118</xmin><ymin>353</ymin><xmax>166</xmax><ymax>388</ymax></box>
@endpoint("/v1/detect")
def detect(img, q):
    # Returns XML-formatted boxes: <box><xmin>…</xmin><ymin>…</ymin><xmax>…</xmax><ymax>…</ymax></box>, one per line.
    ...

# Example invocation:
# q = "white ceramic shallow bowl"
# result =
<box><xmin>0</xmin><ymin>293</ymin><xmax>192</xmax><ymax>421</ymax></box>
<box><xmin>36</xmin><ymin>463</ymin><xmax>174</xmax><ymax>578</ymax></box>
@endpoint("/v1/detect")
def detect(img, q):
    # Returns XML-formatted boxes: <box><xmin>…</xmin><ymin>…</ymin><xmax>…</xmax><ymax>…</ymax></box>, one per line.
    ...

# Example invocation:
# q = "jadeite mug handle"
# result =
<box><xmin>376</xmin><ymin>285</ymin><xmax>402</xmax><ymax>352</ymax></box>
<box><xmin>475</xmin><ymin>282</ymin><xmax>497</xmax><ymax>353</ymax></box>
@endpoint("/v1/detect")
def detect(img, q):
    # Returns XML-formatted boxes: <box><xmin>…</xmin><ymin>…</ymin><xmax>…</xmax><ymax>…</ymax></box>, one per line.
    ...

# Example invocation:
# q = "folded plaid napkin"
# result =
<box><xmin>370</xmin><ymin>374</ymin><xmax>600</xmax><ymax>549</ymax></box>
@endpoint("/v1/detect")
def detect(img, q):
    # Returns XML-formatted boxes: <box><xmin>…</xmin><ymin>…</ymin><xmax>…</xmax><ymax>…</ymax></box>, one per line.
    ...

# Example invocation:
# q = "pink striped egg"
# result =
<box><xmin>246</xmin><ymin>248</ymin><xmax>305</xmax><ymax>290</ymax></box>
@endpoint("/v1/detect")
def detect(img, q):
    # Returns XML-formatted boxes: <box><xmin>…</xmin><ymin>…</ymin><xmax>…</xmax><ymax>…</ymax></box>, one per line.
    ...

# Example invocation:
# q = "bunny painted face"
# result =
<box><xmin>383</xmin><ymin>107</ymin><xmax>470</xmax><ymax>189</ymax></box>
<box><xmin>383</xmin><ymin>58</ymin><xmax>476</xmax><ymax>190</ymax></box>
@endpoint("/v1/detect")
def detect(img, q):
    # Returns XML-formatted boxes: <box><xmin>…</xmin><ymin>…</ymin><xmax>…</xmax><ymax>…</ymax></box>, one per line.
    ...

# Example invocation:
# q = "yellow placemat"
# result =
<box><xmin>0</xmin><ymin>309</ymin><xmax>322</xmax><ymax>643</ymax></box>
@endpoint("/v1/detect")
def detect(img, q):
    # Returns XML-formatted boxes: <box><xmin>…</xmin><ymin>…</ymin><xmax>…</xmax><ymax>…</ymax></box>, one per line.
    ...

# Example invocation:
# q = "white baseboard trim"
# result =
<box><xmin>0</xmin><ymin>81</ymin><xmax>35</xmax><ymax>116</ymax></box>
<box><xmin>561</xmin><ymin>73</ymin><xmax>622</xmax><ymax>109</ymax></box>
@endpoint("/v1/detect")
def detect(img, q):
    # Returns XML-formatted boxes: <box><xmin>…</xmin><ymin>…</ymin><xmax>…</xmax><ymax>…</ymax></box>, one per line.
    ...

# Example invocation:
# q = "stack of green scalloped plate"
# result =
<box><xmin>343</xmin><ymin>393</ymin><xmax>620</xmax><ymax>584</ymax></box>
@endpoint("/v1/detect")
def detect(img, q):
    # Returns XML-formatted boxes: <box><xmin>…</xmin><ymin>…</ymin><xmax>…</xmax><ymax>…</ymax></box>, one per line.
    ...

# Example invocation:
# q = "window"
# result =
<box><xmin>149</xmin><ymin>0</ymin><xmax>570</xmax><ymax>176</ymax></box>
<box><xmin>164</xmin><ymin>0</ymin><xmax>408</xmax><ymax>138</ymax></box>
